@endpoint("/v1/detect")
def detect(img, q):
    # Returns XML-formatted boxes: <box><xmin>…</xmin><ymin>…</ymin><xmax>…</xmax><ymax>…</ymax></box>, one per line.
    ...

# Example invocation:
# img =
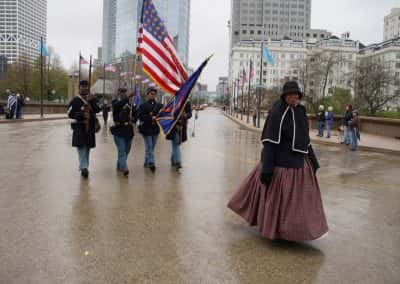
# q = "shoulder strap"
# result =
<box><xmin>77</xmin><ymin>95</ymin><xmax>95</xmax><ymax>113</ymax></box>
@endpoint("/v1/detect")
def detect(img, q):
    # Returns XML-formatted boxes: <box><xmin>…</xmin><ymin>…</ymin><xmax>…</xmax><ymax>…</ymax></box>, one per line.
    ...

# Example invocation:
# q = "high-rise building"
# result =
<box><xmin>230</xmin><ymin>0</ymin><xmax>312</xmax><ymax>46</ymax></box>
<box><xmin>102</xmin><ymin>0</ymin><xmax>117</xmax><ymax>63</ymax></box>
<box><xmin>0</xmin><ymin>0</ymin><xmax>47</xmax><ymax>64</ymax></box>
<box><xmin>384</xmin><ymin>8</ymin><xmax>400</xmax><ymax>41</ymax></box>
<box><xmin>101</xmin><ymin>0</ymin><xmax>190</xmax><ymax>66</ymax></box>
<box><xmin>115</xmin><ymin>0</ymin><xmax>142</xmax><ymax>59</ymax></box>
<box><xmin>154</xmin><ymin>0</ymin><xmax>191</xmax><ymax>66</ymax></box>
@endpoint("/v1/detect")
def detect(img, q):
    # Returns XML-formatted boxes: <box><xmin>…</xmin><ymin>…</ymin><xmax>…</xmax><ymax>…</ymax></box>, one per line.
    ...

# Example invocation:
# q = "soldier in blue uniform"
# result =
<box><xmin>67</xmin><ymin>80</ymin><xmax>101</xmax><ymax>178</ymax></box>
<box><xmin>110</xmin><ymin>88</ymin><xmax>138</xmax><ymax>176</ymax></box>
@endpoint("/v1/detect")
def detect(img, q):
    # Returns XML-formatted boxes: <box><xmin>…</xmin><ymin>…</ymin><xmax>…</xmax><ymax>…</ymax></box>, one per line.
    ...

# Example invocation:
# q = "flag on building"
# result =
<box><xmin>105</xmin><ymin>64</ymin><xmax>117</xmax><ymax>72</ymax></box>
<box><xmin>263</xmin><ymin>47</ymin><xmax>275</xmax><ymax>66</ymax></box>
<box><xmin>80</xmin><ymin>55</ymin><xmax>89</xmax><ymax>65</ymax></box>
<box><xmin>156</xmin><ymin>57</ymin><xmax>210</xmax><ymax>137</ymax></box>
<box><xmin>138</xmin><ymin>0</ymin><xmax>188</xmax><ymax>95</ymax></box>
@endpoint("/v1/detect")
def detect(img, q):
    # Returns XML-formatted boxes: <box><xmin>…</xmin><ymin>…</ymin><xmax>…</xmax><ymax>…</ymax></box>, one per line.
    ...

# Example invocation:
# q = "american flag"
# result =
<box><xmin>240</xmin><ymin>68</ymin><xmax>247</xmax><ymax>84</ymax></box>
<box><xmin>80</xmin><ymin>55</ymin><xmax>89</xmax><ymax>65</ymax></box>
<box><xmin>105</xmin><ymin>64</ymin><xmax>116</xmax><ymax>72</ymax></box>
<box><xmin>137</xmin><ymin>0</ymin><xmax>188</xmax><ymax>95</ymax></box>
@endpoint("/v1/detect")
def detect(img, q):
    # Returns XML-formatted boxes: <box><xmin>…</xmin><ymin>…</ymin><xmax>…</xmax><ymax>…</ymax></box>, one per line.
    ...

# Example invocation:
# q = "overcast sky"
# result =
<box><xmin>48</xmin><ymin>0</ymin><xmax>399</xmax><ymax>91</ymax></box>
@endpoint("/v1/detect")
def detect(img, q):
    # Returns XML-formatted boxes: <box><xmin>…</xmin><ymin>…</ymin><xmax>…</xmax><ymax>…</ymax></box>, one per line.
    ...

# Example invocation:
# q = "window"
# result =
<box><xmin>396</xmin><ymin>63</ymin><xmax>400</xmax><ymax>69</ymax></box>
<box><xmin>242</xmin><ymin>30</ymin><xmax>247</xmax><ymax>34</ymax></box>
<box><xmin>250</xmin><ymin>30</ymin><xmax>254</xmax><ymax>35</ymax></box>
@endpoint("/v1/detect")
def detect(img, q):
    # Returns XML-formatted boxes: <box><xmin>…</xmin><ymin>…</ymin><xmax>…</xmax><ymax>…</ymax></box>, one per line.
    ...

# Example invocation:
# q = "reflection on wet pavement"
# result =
<box><xmin>0</xmin><ymin>109</ymin><xmax>399</xmax><ymax>283</ymax></box>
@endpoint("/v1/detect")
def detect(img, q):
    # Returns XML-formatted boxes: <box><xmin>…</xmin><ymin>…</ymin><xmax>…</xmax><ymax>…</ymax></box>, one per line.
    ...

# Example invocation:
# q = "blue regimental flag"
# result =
<box><xmin>156</xmin><ymin>56</ymin><xmax>211</xmax><ymax>137</ymax></box>
<box><xmin>263</xmin><ymin>47</ymin><xmax>275</xmax><ymax>66</ymax></box>
<box><xmin>133</xmin><ymin>86</ymin><xmax>141</xmax><ymax>109</ymax></box>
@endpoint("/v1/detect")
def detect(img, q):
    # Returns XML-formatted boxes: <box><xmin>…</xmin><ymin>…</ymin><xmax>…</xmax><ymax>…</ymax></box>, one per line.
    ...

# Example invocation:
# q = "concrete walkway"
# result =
<box><xmin>0</xmin><ymin>114</ymin><xmax>68</xmax><ymax>124</ymax></box>
<box><xmin>225</xmin><ymin>112</ymin><xmax>400</xmax><ymax>155</ymax></box>
<box><xmin>1</xmin><ymin>109</ymin><xmax>399</xmax><ymax>283</ymax></box>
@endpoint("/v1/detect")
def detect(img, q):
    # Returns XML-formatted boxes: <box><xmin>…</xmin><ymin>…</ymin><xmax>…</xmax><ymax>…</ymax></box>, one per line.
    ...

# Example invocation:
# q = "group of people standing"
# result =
<box><xmin>67</xmin><ymin>80</ymin><xmax>192</xmax><ymax>178</ymax></box>
<box><xmin>0</xmin><ymin>92</ymin><xmax>26</xmax><ymax>119</ymax></box>
<box><xmin>315</xmin><ymin>104</ymin><xmax>360</xmax><ymax>151</ymax></box>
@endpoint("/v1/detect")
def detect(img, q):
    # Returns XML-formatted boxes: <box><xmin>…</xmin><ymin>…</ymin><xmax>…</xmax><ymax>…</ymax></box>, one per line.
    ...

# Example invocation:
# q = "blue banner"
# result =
<box><xmin>157</xmin><ymin>57</ymin><xmax>210</xmax><ymax>137</ymax></box>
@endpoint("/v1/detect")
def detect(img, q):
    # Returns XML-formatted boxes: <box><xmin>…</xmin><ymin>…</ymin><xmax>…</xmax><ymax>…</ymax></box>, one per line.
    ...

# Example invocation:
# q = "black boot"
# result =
<box><xmin>81</xmin><ymin>169</ymin><xmax>89</xmax><ymax>178</ymax></box>
<box><xmin>149</xmin><ymin>165</ymin><xmax>156</xmax><ymax>173</ymax></box>
<box><xmin>123</xmin><ymin>169</ymin><xmax>130</xmax><ymax>177</ymax></box>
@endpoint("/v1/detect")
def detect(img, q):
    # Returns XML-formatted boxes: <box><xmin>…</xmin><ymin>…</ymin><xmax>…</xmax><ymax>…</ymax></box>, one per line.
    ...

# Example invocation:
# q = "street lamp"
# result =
<box><xmin>51</xmin><ymin>89</ymin><xmax>56</xmax><ymax>102</ymax></box>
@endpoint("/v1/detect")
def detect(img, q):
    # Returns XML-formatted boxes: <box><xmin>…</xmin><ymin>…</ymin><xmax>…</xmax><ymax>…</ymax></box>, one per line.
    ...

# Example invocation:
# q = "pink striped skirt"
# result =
<box><xmin>228</xmin><ymin>158</ymin><xmax>328</xmax><ymax>241</ymax></box>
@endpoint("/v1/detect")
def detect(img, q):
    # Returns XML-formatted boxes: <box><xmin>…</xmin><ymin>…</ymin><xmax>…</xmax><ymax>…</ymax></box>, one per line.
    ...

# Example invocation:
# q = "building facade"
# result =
<box><xmin>154</xmin><ymin>0</ymin><xmax>190</xmax><ymax>66</ymax></box>
<box><xmin>115</xmin><ymin>0</ymin><xmax>142</xmax><ymax>59</ymax></box>
<box><xmin>216</xmin><ymin>76</ymin><xmax>229</xmax><ymax>95</ymax></box>
<box><xmin>102</xmin><ymin>0</ymin><xmax>190</xmax><ymax>66</ymax></box>
<box><xmin>229</xmin><ymin>36</ymin><xmax>359</xmax><ymax>96</ymax></box>
<box><xmin>230</xmin><ymin>0</ymin><xmax>312</xmax><ymax>47</ymax></box>
<box><xmin>102</xmin><ymin>0</ymin><xmax>117</xmax><ymax>63</ymax></box>
<box><xmin>0</xmin><ymin>0</ymin><xmax>47</xmax><ymax>64</ymax></box>
<box><xmin>359</xmin><ymin>37</ymin><xmax>400</xmax><ymax>107</ymax></box>
<box><xmin>384</xmin><ymin>8</ymin><xmax>400</xmax><ymax>41</ymax></box>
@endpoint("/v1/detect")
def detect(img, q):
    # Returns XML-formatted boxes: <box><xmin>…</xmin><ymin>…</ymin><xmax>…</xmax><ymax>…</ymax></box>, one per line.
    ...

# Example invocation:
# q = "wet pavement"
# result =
<box><xmin>0</xmin><ymin>108</ymin><xmax>399</xmax><ymax>284</ymax></box>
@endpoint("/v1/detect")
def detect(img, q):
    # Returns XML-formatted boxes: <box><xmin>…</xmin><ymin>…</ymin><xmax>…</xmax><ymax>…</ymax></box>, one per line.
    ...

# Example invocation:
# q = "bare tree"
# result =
<box><xmin>353</xmin><ymin>59</ymin><xmax>400</xmax><ymax>115</ymax></box>
<box><xmin>292</xmin><ymin>50</ymin><xmax>349</xmax><ymax>112</ymax></box>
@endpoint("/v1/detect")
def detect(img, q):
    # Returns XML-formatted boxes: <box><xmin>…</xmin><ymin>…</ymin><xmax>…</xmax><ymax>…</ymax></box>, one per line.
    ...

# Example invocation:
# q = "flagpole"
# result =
<box><xmin>78</xmin><ymin>52</ymin><xmax>81</xmax><ymax>83</ymax></box>
<box><xmin>257</xmin><ymin>0</ymin><xmax>265</xmax><ymax>129</ymax></box>
<box><xmin>241</xmin><ymin>71</ymin><xmax>244</xmax><ymax>121</ymax></box>
<box><xmin>236</xmin><ymin>74</ymin><xmax>240</xmax><ymax>118</ymax></box>
<box><xmin>247</xmin><ymin>60</ymin><xmax>251</xmax><ymax>124</ymax></box>
<box><xmin>40</xmin><ymin>37</ymin><xmax>44</xmax><ymax>118</ymax></box>
<box><xmin>88</xmin><ymin>55</ymin><xmax>93</xmax><ymax>90</ymax></box>
<box><xmin>103</xmin><ymin>63</ymin><xmax>106</xmax><ymax>103</ymax></box>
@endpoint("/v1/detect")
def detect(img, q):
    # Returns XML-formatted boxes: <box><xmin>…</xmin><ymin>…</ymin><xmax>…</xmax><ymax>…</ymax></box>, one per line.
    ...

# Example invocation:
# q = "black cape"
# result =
<box><xmin>261</xmin><ymin>99</ymin><xmax>310</xmax><ymax>154</ymax></box>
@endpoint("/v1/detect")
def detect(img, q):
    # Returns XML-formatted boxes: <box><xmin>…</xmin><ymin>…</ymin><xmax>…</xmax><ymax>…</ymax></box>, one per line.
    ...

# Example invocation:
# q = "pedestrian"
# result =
<box><xmin>67</xmin><ymin>80</ymin><xmax>101</xmax><ymax>178</ymax></box>
<box><xmin>167</xmin><ymin>101</ymin><xmax>192</xmax><ymax>171</ymax></box>
<box><xmin>110</xmin><ymin>88</ymin><xmax>138</xmax><ymax>176</ymax></box>
<box><xmin>138</xmin><ymin>88</ymin><xmax>163</xmax><ymax>172</ymax></box>
<box><xmin>102</xmin><ymin>100</ymin><xmax>111</xmax><ymax>124</ymax></box>
<box><xmin>349</xmin><ymin>110</ymin><xmax>360</xmax><ymax>151</ymax></box>
<box><xmin>342</xmin><ymin>104</ymin><xmax>353</xmax><ymax>145</ymax></box>
<box><xmin>228</xmin><ymin>81</ymin><xmax>328</xmax><ymax>241</ymax></box>
<box><xmin>325</xmin><ymin>106</ymin><xmax>334</xmax><ymax>138</ymax></box>
<box><xmin>253</xmin><ymin>111</ymin><xmax>257</xmax><ymax>127</ymax></box>
<box><xmin>316</xmin><ymin>105</ymin><xmax>325</xmax><ymax>137</ymax></box>
<box><xmin>0</xmin><ymin>103</ymin><xmax>5</xmax><ymax>119</ymax></box>
<box><xmin>7</xmin><ymin>92</ymin><xmax>17</xmax><ymax>119</ymax></box>
<box><xmin>16</xmin><ymin>94</ymin><xmax>25</xmax><ymax>119</ymax></box>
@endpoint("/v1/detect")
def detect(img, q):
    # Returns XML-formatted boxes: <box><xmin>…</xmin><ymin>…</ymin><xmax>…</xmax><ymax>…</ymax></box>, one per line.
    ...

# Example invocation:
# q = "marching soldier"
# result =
<box><xmin>110</xmin><ymin>88</ymin><xmax>138</xmax><ymax>176</ymax></box>
<box><xmin>67</xmin><ymin>80</ymin><xmax>101</xmax><ymax>178</ymax></box>
<box><xmin>167</xmin><ymin>101</ymin><xmax>192</xmax><ymax>171</ymax></box>
<box><xmin>137</xmin><ymin>88</ymin><xmax>163</xmax><ymax>172</ymax></box>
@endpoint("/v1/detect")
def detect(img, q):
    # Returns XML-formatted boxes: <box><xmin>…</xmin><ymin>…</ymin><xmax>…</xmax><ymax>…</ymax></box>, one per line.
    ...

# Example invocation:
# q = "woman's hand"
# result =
<box><xmin>260</xmin><ymin>172</ymin><xmax>273</xmax><ymax>186</ymax></box>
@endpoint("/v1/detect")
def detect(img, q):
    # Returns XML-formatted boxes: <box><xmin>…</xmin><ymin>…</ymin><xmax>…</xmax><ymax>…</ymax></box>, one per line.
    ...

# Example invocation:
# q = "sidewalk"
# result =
<box><xmin>0</xmin><ymin>114</ymin><xmax>68</xmax><ymax>124</ymax></box>
<box><xmin>224</xmin><ymin>112</ymin><xmax>400</xmax><ymax>155</ymax></box>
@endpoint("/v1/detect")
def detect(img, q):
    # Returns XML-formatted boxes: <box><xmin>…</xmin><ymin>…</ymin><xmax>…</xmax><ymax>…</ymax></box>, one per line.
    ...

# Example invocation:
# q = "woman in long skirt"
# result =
<box><xmin>228</xmin><ymin>81</ymin><xmax>328</xmax><ymax>242</ymax></box>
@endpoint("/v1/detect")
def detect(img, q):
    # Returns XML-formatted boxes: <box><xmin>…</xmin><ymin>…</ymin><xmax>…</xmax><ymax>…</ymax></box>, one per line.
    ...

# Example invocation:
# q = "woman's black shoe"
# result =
<box><xmin>123</xmin><ymin>170</ymin><xmax>130</xmax><ymax>176</ymax></box>
<box><xmin>149</xmin><ymin>165</ymin><xmax>156</xmax><ymax>172</ymax></box>
<box><xmin>81</xmin><ymin>169</ymin><xmax>89</xmax><ymax>178</ymax></box>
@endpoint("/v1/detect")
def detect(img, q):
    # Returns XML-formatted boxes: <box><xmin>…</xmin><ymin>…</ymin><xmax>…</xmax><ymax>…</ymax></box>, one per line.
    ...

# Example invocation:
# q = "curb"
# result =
<box><xmin>0</xmin><ymin>117</ymin><xmax>69</xmax><ymax>124</ymax></box>
<box><xmin>223</xmin><ymin>112</ymin><xmax>400</xmax><ymax>156</ymax></box>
